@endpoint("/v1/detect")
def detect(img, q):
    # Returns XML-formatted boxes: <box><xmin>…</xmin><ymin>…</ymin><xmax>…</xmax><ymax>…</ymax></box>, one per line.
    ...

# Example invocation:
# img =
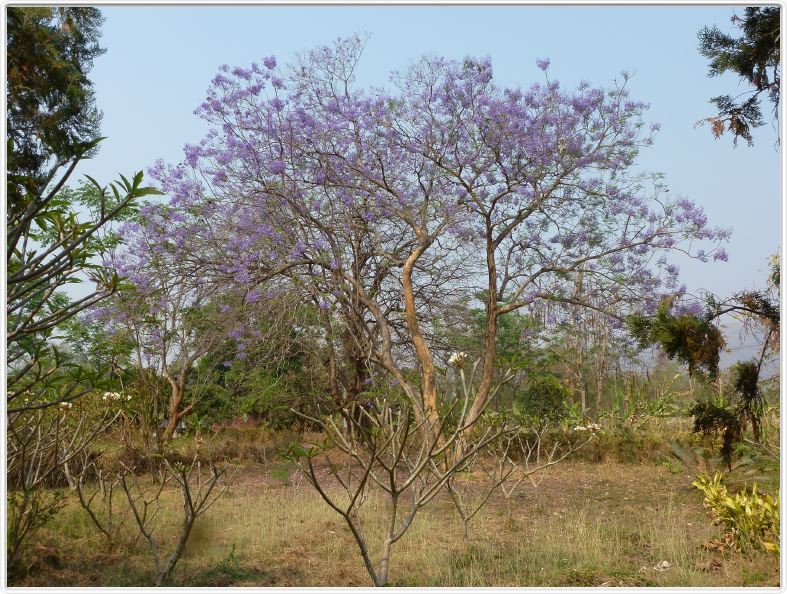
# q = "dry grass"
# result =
<box><xmin>16</xmin><ymin>456</ymin><xmax>779</xmax><ymax>587</ymax></box>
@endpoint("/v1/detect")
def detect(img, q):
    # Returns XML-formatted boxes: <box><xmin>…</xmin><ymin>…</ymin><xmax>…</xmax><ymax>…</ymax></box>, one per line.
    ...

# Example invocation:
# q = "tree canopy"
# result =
<box><xmin>109</xmin><ymin>37</ymin><xmax>729</xmax><ymax>444</ymax></box>
<box><xmin>7</xmin><ymin>7</ymin><xmax>105</xmax><ymax>194</ymax></box>
<box><xmin>698</xmin><ymin>6</ymin><xmax>780</xmax><ymax>145</ymax></box>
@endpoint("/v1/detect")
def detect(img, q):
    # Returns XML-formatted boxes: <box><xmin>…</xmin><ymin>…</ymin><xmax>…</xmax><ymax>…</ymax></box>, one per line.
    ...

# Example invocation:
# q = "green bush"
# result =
<box><xmin>512</xmin><ymin>376</ymin><xmax>570</xmax><ymax>429</ymax></box>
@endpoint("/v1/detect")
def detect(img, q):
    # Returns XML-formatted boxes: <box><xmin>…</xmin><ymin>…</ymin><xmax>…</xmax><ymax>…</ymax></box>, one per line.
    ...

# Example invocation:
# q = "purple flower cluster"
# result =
<box><xmin>111</xmin><ymin>37</ymin><xmax>732</xmax><ymax>361</ymax></box>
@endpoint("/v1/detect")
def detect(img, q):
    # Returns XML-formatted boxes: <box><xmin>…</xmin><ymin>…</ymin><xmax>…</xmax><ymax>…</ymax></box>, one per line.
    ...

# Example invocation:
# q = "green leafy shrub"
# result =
<box><xmin>692</xmin><ymin>472</ymin><xmax>779</xmax><ymax>554</ymax></box>
<box><xmin>512</xmin><ymin>376</ymin><xmax>570</xmax><ymax>429</ymax></box>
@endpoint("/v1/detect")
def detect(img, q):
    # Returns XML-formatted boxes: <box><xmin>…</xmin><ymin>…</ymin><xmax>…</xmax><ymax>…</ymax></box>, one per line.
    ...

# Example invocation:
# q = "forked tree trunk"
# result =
<box><xmin>161</xmin><ymin>377</ymin><xmax>190</xmax><ymax>442</ymax></box>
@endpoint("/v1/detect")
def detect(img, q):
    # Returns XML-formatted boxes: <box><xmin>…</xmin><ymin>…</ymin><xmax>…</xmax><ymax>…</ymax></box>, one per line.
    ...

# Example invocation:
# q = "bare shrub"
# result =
<box><xmin>286</xmin><ymin>393</ymin><xmax>512</xmax><ymax>587</ymax></box>
<box><xmin>6</xmin><ymin>403</ymin><xmax>118</xmax><ymax>577</ymax></box>
<box><xmin>118</xmin><ymin>456</ymin><xmax>232</xmax><ymax>586</ymax></box>
<box><xmin>75</xmin><ymin>461</ymin><xmax>126</xmax><ymax>547</ymax></box>
<box><xmin>447</xmin><ymin>422</ymin><xmax>596</xmax><ymax>537</ymax></box>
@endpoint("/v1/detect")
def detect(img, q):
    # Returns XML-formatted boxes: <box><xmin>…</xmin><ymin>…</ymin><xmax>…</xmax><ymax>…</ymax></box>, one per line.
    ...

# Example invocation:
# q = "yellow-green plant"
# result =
<box><xmin>692</xmin><ymin>472</ymin><xmax>779</xmax><ymax>554</ymax></box>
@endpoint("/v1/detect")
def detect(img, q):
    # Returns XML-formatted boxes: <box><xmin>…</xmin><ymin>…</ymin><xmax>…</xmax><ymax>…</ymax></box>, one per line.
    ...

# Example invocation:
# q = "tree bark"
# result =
<box><xmin>161</xmin><ymin>376</ymin><xmax>189</xmax><ymax>442</ymax></box>
<box><xmin>401</xmin><ymin>244</ymin><xmax>440</xmax><ymax>439</ymax></box>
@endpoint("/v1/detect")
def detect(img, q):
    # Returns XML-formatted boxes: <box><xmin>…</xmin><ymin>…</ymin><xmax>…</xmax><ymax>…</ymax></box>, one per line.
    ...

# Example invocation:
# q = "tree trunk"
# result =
<box><xmin>401</xmin><ymin>245</ymin><xmax>440</xmax><ymax>439</ymax></box>
<box><xmin>463</xmin><ymin>227</ymin><xmax>499</xmax><ymax>433</ymax></box>
<box><xmin>596</xmin><ymin>374</ymin><xmax>604</xmax><ymax>418</ymax></box>
<box><xmin>161</xmin><ymin>378</ymin><xmax>187</xmax><ymax>442</ymax></box>
<box><xmin>63</xmin><ymin>461</ymin><xmax>77</xmax><ymax>490</ymax></box>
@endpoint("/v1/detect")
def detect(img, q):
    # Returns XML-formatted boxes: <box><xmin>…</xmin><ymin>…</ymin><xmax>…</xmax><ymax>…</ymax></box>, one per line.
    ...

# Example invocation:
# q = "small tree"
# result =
<box><xmin>446</xmin><ymin>371</ymin><xmax>591</xmax><ymax>539</ymax></box>
<box><xmin>286</xmin><ymin>390</ymin><xmax>512</xmax><ymax>587</ymax></box>
<box><xmin>629</xmin><ymin>257</ymin><xmax>780</xmax><ymax>465</ymax></box>
<box><xmin>118</xmin><ymin>456</ymin><xmax>231</xmax><ymax>586</ymax></box>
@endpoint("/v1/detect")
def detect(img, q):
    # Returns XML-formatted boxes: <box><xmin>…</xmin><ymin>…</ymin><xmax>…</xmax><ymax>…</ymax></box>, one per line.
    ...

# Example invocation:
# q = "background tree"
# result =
<box><xmin>7</xmin><ymin>7</ymin><xmax>104</xmax><ymax>194</ymax></box>
<box><xmin>187</xmin><ymin>303</ymin><xmax>328</xmax><ymax>432</ymax></box>
<box><xmin>697</xmin><ymin>6</ymin><xmax>780</xmax><ymax>145</ymax></box>
<box><xmin>628</xmin><ymin>256</ymin><xmax>779</xmax><ymax>464</ymax></box>
<box><xmin>7</xmin><ymin>6</ymin><xmax>160</xmax><ymax>413</ymax></box>
<box><xmin>6</xmin><ymin>7</ymin><xmax>157</xmax><ymax>578</ymax></box>
<box><xmin>91</xmin><ymin>201</ymin><xmax>229</xmax><ymax>442</ymax></box>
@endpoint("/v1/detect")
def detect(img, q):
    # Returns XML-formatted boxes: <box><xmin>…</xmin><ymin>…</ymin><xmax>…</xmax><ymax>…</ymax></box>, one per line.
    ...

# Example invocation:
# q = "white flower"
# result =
<box><xmin>448</xmin><ymin>352</ymin><xmax>469</xmax><ymax>366</ymax></box>
<box><xmin>575</xmin><ymin>423</ymin><xmax>603</xmax><ymax>434</ymax></box>
<box><xmin>59</xmin><ymin>401</ymin><xmax>73</xmax><ymax>409</ymax></box>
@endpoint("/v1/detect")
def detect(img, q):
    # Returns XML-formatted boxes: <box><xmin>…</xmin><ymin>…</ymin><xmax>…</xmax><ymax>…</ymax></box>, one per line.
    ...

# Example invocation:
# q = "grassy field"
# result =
<box><xmin>18</xmin><ymin>447</ymin><xmax>780</xmax><ymax>587</ymax></box>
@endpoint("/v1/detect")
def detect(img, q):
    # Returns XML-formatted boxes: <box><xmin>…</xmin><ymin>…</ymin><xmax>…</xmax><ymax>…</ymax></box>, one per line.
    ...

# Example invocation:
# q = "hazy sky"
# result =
<box><xmin>74</xmin><ymin>5</ymin><xmax>781</xmax><ymax>361</ymax></box>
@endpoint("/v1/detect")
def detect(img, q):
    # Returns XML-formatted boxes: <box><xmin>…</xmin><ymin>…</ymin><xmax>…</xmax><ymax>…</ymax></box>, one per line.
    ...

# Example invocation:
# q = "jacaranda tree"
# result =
<box><xmin>146</xmin><ymin>37</ymin><xmax>729</xmax><ymax>439</ymax></box>
<box><xmin>115</xmin><ymin>38</ymin><xmax>731</xmax><ymax>585</ymax></box>
<box><xmin>90</xmin><ymin>201</ymin><xmax>232</xmax><ymax>442</ymax></box>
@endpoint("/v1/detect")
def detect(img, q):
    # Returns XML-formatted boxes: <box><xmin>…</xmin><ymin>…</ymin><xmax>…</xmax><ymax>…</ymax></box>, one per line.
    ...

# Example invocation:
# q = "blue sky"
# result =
<box><xmin>76</xmin><ymin>5</ymin><xmax>781</xmax><ymax>319</ymax></box>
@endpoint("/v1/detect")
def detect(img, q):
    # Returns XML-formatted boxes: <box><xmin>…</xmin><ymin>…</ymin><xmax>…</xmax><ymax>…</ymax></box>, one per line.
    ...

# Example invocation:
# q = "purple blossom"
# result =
<box><xmin>713</xmin><ymin>247</ymin><xmax>729</xmax><ymax>262</ymax></box>
<box><xmin>269</xmin><ymin>160</ymin><xmax>286</xmax><ymax>174</ymax></box>
<box><xmin>675</xmin><ymin>301</ymin><xmax>704</xmax><ymax>318</ymax></box>
<box><xmin>231</xmin><ymin>66</ymin><xmax>252</xmax><ymax>80</ymax></box>
<box><xmin>184</xmin><ymin>144</ymin><xmax>201</xmax><ymax>167</ymax></box>
<box><xmin>132</xmin><ymin>39</ymin><xmax>729</xmax><ymax>374</ymax></box>
<box><xmin>291</xmin><ymin>240</ymin><xmax>307</xmax><ymax>258</ymax></box>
